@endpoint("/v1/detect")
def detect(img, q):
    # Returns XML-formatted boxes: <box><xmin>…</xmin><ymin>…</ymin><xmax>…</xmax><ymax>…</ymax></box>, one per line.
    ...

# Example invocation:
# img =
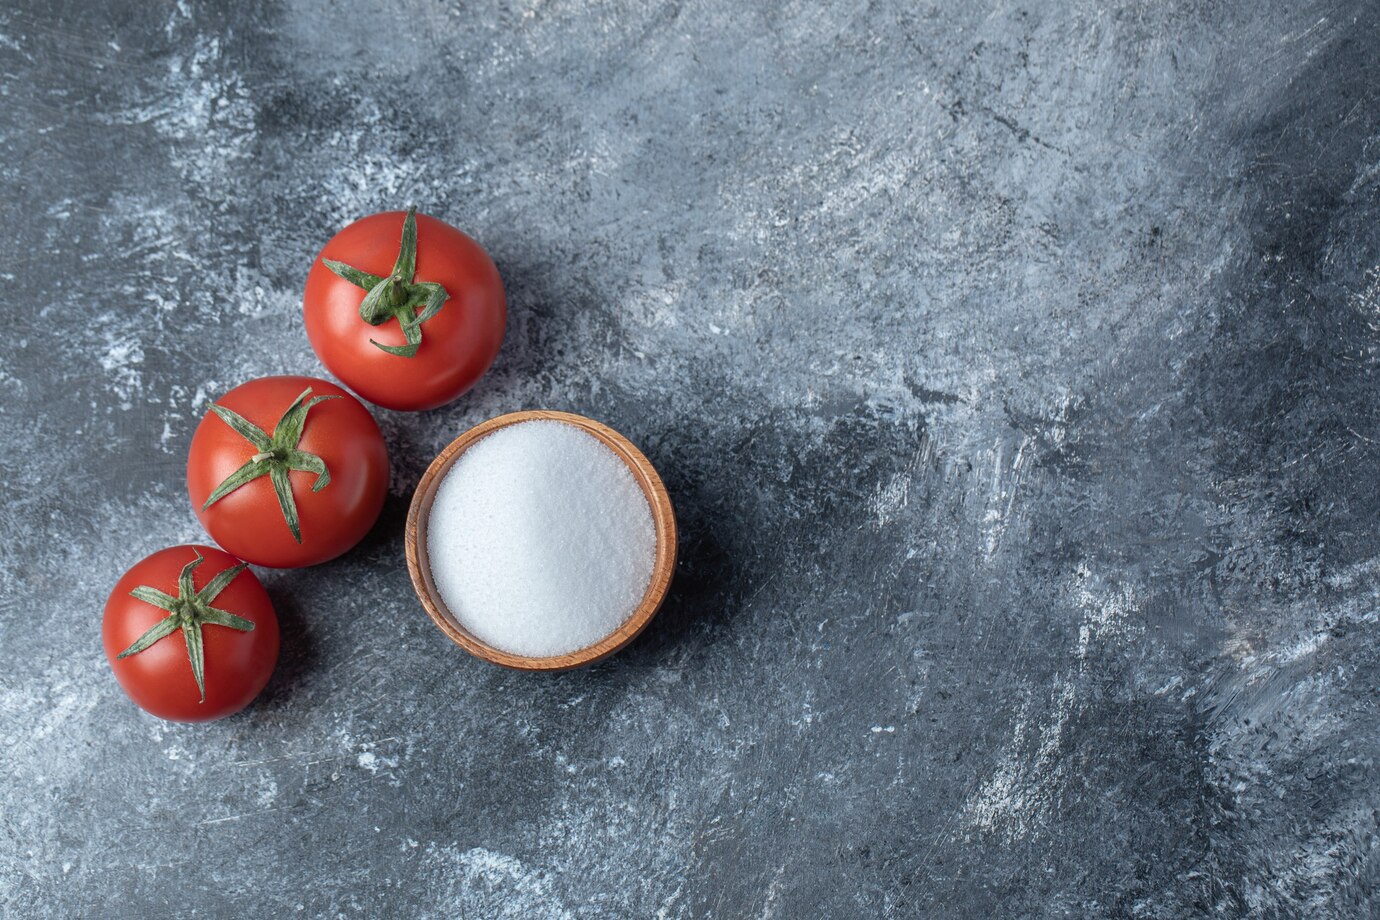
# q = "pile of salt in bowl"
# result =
<box><xmin>425</xmin><ymin>419</ymin><xmax>657</xmax><ymax>657</ymax></box>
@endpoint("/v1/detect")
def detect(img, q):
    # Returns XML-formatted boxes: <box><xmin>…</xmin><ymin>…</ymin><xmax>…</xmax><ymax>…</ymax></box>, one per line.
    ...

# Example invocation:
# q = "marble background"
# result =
<box><xmin>2</xmin><ymin>0</ymin><xmax>1379</xmax><ymax>916</ymax></box>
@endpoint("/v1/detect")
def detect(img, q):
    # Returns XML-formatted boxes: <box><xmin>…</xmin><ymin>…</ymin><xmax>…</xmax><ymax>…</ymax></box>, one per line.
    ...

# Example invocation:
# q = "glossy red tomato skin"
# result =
<box><xmin>103</xmin><ymin>545</ymin><xmax>279</xmax><ymax>722</ymax></box>
<box><xmin>187</xmin><ymin>375</ymin><xmax>390</xmax><ymax>568</ymax></box>
<box><xmin>303</xmin><ymin>210</ymin><xmax>506</xmax><ymax>411</ymax></box>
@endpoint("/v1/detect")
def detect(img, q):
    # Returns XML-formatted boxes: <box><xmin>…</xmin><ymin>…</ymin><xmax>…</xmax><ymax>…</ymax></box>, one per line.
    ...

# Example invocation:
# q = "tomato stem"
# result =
<box><xmin>118</xmin><ymin>552</ymin><xmax>255</xmax><ymax>703</ymax></box>
<box><xmin>201</xmin><ymin>388</ymin><xmax>340</xmax><ymax>543</ymax></box>
<box><xmin>322</xmin><ymin>206</ymin><xmax>451</xmax><ymax>359</ymax></box>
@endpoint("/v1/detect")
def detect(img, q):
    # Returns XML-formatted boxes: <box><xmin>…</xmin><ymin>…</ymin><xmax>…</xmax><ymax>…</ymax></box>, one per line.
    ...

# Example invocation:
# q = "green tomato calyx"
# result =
<box><xmin>322</xmin><ymin>206</ymin><xmax>451</xmax><ymax>359</ymax></box>
<box><xmin>117</xmin><ymin>552</ymin><xmax>255</xmax><ymax>703</ymax></box>
<box><xmin>201</xmin><ymin>387</ymin><xmax>340</xmax><ymax>544</ymax></box>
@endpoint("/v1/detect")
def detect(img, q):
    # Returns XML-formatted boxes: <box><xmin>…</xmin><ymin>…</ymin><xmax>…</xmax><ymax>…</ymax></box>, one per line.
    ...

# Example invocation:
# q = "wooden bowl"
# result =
<box><xmin>405</xmin><ymin>410</ymin><xmax>677</xmax><ymax>671</ymax></box>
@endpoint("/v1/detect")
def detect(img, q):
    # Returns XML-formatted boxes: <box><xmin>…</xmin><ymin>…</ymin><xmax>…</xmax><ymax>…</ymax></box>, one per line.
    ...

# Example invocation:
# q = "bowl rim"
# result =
<box><xmin>404</xmin><ymin>409</ymin><xmax>677</xmax><ymax>671</ymax></box>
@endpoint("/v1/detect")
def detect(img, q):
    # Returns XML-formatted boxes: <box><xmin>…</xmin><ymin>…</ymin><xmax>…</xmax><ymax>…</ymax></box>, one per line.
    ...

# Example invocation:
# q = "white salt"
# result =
<box><xmin>426</xmin><ymin>419</ymin><xmax>657</xmax><ymax>658</ymax></box>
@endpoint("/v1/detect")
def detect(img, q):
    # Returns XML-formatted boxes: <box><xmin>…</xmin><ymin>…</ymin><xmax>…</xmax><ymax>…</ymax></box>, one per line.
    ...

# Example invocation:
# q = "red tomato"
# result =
<box><xmin>303</xmin><ymin>208</ymin><xmax>506</xmax><ymax>411</ymax></box>
<box><xmin>103</xmin><ymin>544</ymin><xmax>279</xmax><ymax>722</ymax></box>
<box><xmin>187</xmin><ymin>375</ymin><xmax>389</xmax><ymax>568</ymax></box>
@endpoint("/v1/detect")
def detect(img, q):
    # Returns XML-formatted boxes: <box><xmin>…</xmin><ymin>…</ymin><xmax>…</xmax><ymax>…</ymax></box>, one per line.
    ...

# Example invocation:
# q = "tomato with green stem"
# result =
<box><xmin>187</xmin><ymin>375</ymin><xmax>389</xmax><ymax>568</ymax></box>
<box><xmin>103</xmin><ymin>545</ymin><xmax>279</xmax><ymax>722</ymax></box>
<box><xmin>303</xmin><ymin>207</ymin><xmax>506</xmax><ymax>411</ymax></box>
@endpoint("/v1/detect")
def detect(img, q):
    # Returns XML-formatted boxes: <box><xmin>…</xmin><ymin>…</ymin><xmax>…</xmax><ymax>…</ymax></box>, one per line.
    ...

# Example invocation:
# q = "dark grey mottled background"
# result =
<box><xmin>2</xmin><ymin>0</ymin><xmax>1379</xmax><ymax>916</ymax></box>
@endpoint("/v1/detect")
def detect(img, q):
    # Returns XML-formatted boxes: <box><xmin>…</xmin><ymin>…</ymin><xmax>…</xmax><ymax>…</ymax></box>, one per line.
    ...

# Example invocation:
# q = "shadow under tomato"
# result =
<box><xmin>353</xmin><ymin>492</ymin><xmax>412</xmax><ymax>565</ymax></box>
<box><xmin>457</xmin><ymin>245</ymin><xmax>598</xmax><ymax>408</ymax></box>
<box><xmin>252</xmin><ymin>578</ymin><xmax>317</xmax><ymax>714</ymax></box>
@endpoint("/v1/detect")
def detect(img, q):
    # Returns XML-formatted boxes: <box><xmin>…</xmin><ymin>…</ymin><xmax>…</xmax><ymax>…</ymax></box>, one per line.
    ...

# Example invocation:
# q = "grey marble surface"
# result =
<box><xmin>3</xmin><ymin>0</ymin><xmax>1380</xmax><ymax>916</ymax></box>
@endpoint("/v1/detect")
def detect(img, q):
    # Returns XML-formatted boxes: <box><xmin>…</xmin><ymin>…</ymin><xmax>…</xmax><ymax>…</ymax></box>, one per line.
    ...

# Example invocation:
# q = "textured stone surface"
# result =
<box><xmin>3</xmin><ymin>0</ymin><xmax>1380</xmax><ymax>916</ymax></box>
